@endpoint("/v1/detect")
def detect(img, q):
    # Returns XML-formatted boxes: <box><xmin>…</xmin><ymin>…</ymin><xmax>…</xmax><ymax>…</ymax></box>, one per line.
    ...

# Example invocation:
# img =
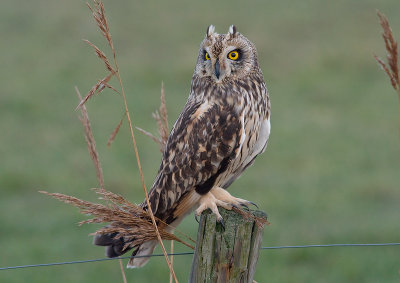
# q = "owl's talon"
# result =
<box><xmin>210</xmin><ymin>186</ymin><xmax>258</xmax><ymax>211</ymax></box>
<box><xmin>217</xmin><ymin>217</ymin><xmax>225</xmax><ymax>230</ymax></box>
<box><xmin>248</xmin><ymin>201</ymin><xmax>259</xmax><ymax>209</ymax></box>
<box><xmin>240</xmin><ymin>203</ymin><xmax>250</xmax><ymax>211</ymax></box>
<box><xmin>239</xmin><ymin>201</ymin><xmax>258</xmax><ymax>211</ymax></box>
<box><xmin>195</xmin><ymin>191</ymin><xmax>224</xmax><ymax>222</ymax></box>
<box><xmin>231</xmin><ymin>204</ymin><xmax>240</xmax><ymax>210</ymax></box>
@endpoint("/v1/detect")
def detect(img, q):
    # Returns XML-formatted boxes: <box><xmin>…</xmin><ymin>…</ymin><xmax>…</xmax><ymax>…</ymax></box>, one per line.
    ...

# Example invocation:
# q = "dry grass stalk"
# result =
<box><xmin>83</xmin><ymin>39</ymin><xmax>114</xmax><ymax>73</ymax></box>
<box><xmin>118</xmin><ymin>259</ymin><xmax>127</xmax><ymax>283</ymax></box>
<box><xmin>136</xmin><ymin>127</ymin><xmax>163</xmax><ymax>147</ymax></box>
<box><xmin>75</xmin><ymin>87</ymin><xmax>126</xmax><ymax>282</ymax></box>
<box><xmin>152</xmin><ymin>111</ymin><xmax>168</xmax><ymax>150</ymax></box>
<box><xmin>374</xmin><ymin>11</ymin><xmax>400</xmax><ymax>90</ymax></box>
<box><xmin>133</xmin><ymin>81</ymin><xmax>180</xmax><ymax>277</ymax></box>
<box><xmin>107</xmin><ymin>113</ymin><xmax>126</xmax><ymax>147</ymax></box>
<box><xmin>76</xmin><ymin>86</ymin><xmax>105</xmax><ymax>190</ymax></box>
<box><xmin>374</xmin><ymin>11</ymin><xmax>400</xmax><ymax>134</ymax></box>
<box><xmin>76</xmin><ymin>72</ymin><xmax>115</xmax><ymax>110</ymax></box>
<box><xmin>103</xmin><ymin>82</ymin><xmax>120</xmax><ymax>95</ymax></box>
<box><xmin>85</xmin><ymin>1</ymin><xmax>177</xmax><ymax>280</ymax></box>
<box><xmin>39</xmin><ymin>190</ymin><xmax>193</xmax><ymax>250</ymax></box>
<box><xmin>87</xmin><ymin>0</ymin><xmax>113</xmax><ymax>49</ymax></box>
<box><xmin>136</xmin><ymin>82</ymin><xmax>174</xmax><ymax>277</ymax></box>
<box><xmin>76</xmin><ymin>2</ymin><xmax>120</xmax><ymax>110</ymax></box>
<box><xmin>137</xmin><ymin>82</ymin><xmax>170</xmax><ymax>152</ymax></box>
<box><xmin>169</xmin><ymin>240</ymin><xmax>174</xmax><ymax>283</ymax></box>
<box><xmin>159</xmin><ymin>81</ymin><xmax>169</xmax><ymax>143</ymax></box>
<box><xmin>45</xmin><ymin>0</ymin><xmax>178</xmax><ymax>279</ymax></box>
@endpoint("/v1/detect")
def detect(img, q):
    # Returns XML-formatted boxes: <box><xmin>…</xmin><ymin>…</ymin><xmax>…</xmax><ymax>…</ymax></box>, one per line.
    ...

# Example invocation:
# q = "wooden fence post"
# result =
<box><xmin>189</xmin><ymin>208</ymin><xmax>268</xmax><ymax>283</ymax></box>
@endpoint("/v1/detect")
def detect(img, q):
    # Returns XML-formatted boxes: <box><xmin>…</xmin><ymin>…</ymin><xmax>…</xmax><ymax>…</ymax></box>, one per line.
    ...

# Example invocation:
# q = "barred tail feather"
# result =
<box><xmin>93</xmin><ymin>190</ymin><xmax>200</xmax><ymax>268</ymax></box>
<box><xmin>127</xmin><ymin>240</ymin><xmax>158</xmax><ymax>268</ymax></box>
<box><xmin>93</xmin><ymin>232</ymin><xmax>132</xmax><ymax>258</ymax></box>
<box><xmin>93</xmin><ymin>233</ymin><xmax>158</xmax><ymax>268</ymax></box>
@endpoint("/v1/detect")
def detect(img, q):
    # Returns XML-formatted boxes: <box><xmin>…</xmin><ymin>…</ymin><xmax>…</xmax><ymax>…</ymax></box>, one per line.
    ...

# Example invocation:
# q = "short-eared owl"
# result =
<box><xmin>94</xmin><ymin>25</ymin><xmax>271</xmax><ymax>268</ymax></box>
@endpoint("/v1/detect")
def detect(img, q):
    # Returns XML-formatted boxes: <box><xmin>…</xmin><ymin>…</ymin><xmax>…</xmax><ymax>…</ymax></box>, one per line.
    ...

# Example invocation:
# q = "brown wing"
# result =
<box><xmin>144</xmin><ymin>99</ymin><xmax>242</xmax><ymax>222</ymax></box>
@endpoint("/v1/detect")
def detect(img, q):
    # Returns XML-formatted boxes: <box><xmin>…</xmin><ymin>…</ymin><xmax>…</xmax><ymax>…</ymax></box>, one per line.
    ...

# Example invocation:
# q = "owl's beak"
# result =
<box><xmin>214</xmin><ymin>59</ymin><xmax>220</xmax><ymax>79</ymax></box>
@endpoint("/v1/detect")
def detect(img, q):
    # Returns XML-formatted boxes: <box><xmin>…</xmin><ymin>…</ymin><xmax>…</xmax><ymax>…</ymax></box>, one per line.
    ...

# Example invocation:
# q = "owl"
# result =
<box><xmin>94</xmin><ymin>25</ymin><xmax>271</xmax><ymax>268</ymax></box>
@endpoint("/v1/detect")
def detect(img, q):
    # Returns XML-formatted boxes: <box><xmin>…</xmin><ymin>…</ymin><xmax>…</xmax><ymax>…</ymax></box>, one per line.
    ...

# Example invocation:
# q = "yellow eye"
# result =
<box><xmin>228</xmin><ymin>50</ymin><xmax>239</xmax><ymax>60</ymax></box>
<box><xmin>205</xmin><ymin>52</ymin><xmax>210</xmax><ymax>60</ymax></box>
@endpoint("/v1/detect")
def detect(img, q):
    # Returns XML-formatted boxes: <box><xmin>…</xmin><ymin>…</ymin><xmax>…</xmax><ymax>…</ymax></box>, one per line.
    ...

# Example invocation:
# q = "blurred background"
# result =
<box><xmin>1</xmin><ymin>0</ymin><xmax>399</xmax><ymax>282</ymax></box>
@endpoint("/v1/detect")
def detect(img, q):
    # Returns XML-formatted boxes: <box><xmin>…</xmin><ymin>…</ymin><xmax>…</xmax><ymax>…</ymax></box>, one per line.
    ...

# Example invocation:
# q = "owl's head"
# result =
<box><xmin>194</xmin><ymin>25</ymin><xmax>259</xmax><ymax>83</ymax></box>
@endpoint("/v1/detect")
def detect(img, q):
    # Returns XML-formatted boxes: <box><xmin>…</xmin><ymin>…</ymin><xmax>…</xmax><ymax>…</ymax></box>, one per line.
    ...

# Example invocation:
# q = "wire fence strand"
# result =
<box><xmin>1</xmin><ymin>243</ymin><xmax>399</xmax><ymax>271</ymax></box>
<box><xmin>261</xmin><ymin>243</ymin><xmax>400</xmax><ymax>249</ymax></box>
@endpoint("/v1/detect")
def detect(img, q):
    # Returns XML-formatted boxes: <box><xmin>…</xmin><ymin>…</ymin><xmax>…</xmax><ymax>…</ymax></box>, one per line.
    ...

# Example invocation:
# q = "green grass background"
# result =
<box><xmin>1</xmin><ymin>0</ymin><xmax>400</xmax><ymax>282</ymax></box>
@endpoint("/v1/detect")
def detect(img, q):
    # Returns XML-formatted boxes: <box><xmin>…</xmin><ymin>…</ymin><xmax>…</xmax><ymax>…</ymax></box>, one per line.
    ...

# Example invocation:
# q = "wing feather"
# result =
<box><xmin>144</xmin><ymin>99</ymin><xmax>242</xmax><ymax>221</ymax></box>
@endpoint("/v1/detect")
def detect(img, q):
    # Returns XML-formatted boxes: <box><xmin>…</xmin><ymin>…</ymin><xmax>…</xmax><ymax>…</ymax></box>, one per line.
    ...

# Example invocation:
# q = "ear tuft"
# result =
<box><xmin>206</xmin><ymin>25</ymin><xmax>215</xmax><ymax>37</ymax></box>
<box><xmin>228</xmin><ymin>25</ymin><xmax>237</xmax><ymax>38</ymax></box>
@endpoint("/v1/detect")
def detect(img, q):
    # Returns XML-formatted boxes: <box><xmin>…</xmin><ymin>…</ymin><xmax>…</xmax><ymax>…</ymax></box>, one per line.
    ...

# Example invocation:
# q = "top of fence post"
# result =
<box><xmin>189</xmin><ymin>208</ymin><xmax>268</xmax><ymax>283</ymax></box>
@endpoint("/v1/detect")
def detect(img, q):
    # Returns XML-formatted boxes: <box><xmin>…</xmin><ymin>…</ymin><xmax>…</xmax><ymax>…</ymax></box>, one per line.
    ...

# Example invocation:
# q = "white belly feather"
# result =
<box><xmin>243</xmin><ymin>117</ymin><xmax>271</xmax><ymax>166</ymax></box>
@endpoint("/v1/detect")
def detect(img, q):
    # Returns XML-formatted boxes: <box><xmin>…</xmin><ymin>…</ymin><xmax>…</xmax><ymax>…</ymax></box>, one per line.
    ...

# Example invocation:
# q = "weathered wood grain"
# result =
<box><xmin>189</xmin><ymin>208</ymin><xmax>267</xmax><ymax>283</ymax></box>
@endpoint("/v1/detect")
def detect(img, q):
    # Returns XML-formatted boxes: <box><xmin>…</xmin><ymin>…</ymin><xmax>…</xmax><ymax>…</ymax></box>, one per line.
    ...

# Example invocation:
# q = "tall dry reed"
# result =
<box><xmin>41</xmin><ymin>1</ymin><xmax>185</xmax><ymax>281</ymax></box>
<box><xmin>374</xmin><ymin>11</ymin><xmax>400</xmax><ymax>134</ymax></box>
